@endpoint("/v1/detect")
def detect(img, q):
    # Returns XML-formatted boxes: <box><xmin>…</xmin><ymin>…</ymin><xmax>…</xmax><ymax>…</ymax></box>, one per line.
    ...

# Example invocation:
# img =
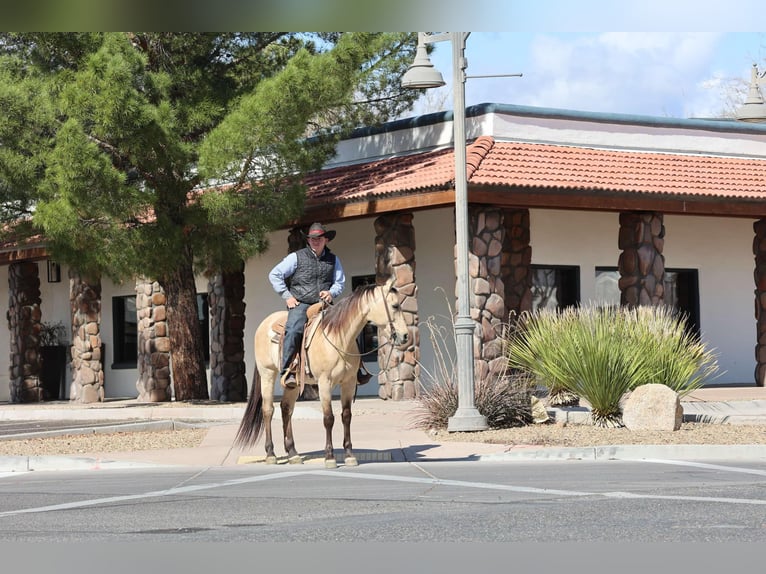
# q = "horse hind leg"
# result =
<box><xmin>260</xmin><ymin>371</ymin><xmax>278</xmax><ymax>465</ymax></box>
<box><xmin>262</xmin><ymin>405</ymin><xmax>277</xmax><ymax>465</ymax></box>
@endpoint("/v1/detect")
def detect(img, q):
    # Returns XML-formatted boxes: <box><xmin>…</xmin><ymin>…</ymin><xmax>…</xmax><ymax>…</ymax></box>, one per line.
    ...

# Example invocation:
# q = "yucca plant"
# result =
<box><xmin>629</xmin><ymin>305</ymin><xmax>719</xmax><ymax>397</ymax></box>
<box><xmin>505</xmin><ymin>303</ymin><xmax>720</xmax><ymax>428</ymax></box>
<box><xmin>504</xmin><ymin>310</ymin><xmax>580</xmax><ymax>406</ymax></box>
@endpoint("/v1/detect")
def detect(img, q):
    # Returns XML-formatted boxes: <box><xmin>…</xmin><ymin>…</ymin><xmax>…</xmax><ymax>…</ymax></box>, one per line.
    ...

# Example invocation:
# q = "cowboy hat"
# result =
<box><xmin>303</xmin><ymin>222</ymin><xmax>336</xmax><ymax>241</ymax></box>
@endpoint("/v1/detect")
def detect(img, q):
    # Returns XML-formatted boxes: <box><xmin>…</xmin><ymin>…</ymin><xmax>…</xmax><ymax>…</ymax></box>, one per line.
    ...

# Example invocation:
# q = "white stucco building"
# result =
<box><xmin>4</xmin><ymin>103</ymin><xmax>766</xmax><ymax>403</ymax></box>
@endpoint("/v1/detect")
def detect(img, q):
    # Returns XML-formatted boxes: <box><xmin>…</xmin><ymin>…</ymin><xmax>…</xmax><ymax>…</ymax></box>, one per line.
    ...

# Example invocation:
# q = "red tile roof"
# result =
<box><xmin>304</xmin><ymin>136</ymin><xmax>766</xmax><ymax>205</ymax></box>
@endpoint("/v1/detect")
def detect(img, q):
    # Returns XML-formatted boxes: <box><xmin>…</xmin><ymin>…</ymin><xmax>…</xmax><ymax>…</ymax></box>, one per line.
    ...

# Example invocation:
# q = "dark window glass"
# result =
<box><xmin>197</xmin><ymin>293</ymin><xmax>210</xmax><ymax>363</ymax></box>
<box><xmin>352</xmin><ymin>274</ymin><xmax>378</xmax><ymax>362</ymax></box>
<box><xmin>112</xmin><ymin>293</ymin><xmax>210</xmax><ymax>368</ymax></box>
<box><xmin>112</xmin><ymin>295</ymin><xmax>137</xmax><ymax>367</ymax></box>
<box><xmin>531</xmin><ymin>265</ymin><xmax>580</xmax><ymax>311</ymax></box>
<box><xmin>595</xmin><ymin>267</ymin><xmax>700</xmax><ymax>335</ymax></box>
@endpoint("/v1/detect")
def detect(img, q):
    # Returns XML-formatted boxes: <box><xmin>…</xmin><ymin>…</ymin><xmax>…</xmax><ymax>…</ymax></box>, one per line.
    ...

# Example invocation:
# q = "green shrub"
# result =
<box><xmin>628</xmin><ymin>305</ymin><xmax>719</xmax><ymax>396</ymax></box>
<box><xmin>505</xmin><ymin>304</ymin><xmax>720</xmax><ymax>427</ymax></box>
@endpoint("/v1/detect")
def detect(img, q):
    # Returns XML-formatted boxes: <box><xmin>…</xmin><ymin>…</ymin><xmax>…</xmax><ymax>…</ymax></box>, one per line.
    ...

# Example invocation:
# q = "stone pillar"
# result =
<box><xmin>618</xmin><ymin>211</ymin><xmax>665</xmax><ymax>307</ymax></box>
<box><xmin>135</xmin><ymin>278</ymin><xmax>172</xmax><ymax>402</ymax></box>
<box><xmin>374</xmin><ymin>213</ymin><xmax>419</xmax><ymax>400</ymax></box>
<box><xmin>69</xmin><ymin>271</ymin><xmax>104</xmax><ymax>403</ymax></box>
<box><xmin>467</xmin><ymin>206</ymin><xmax>514</xmax><ymax>387</ymax></box>
<box><xmin>7</xmin><ymin>261</ymin><xmax>43</xmax><ymax>403</ymax></box>
<box><xmin>208</xmin><ymin>264</ymin><xmax>247</xmax><ymax>401</ymax></box>
<box><xmin>501</xmin><ymin>208</ymin><xmax>533</xmax><ymax>319</ymax></box>
<box><xmin>753</xmin><ymin>219</ymin><xmax>766</xmax><ymax>387</ymax></box>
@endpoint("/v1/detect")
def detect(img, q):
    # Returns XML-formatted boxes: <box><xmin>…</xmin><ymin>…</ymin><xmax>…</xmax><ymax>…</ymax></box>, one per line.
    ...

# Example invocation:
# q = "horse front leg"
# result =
<box><xmin>340</xmin><ymin>382</ymin><xmax>357</xmax><ymax>467</ymax></box>
<box><xmin>281</xmin><ymin>387</ymin><xmax>302</xmax><ymax>464</ymax></box>
<box><xmin>319</xmin><ymin>383</ymin><xmax>337</xmax><ymax>469</ymax></box>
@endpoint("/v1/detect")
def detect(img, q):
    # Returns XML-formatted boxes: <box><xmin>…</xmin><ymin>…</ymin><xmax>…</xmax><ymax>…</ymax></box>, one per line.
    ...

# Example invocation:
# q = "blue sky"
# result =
<box><xmin>416</xmin><ymin>32</ymin><xmax>766</xmax><ymax>118</ymax></box>
<box><xmin>412</xmin><ymin>32</ymin><xmax>766</xmax><ymax>120</ymax></box>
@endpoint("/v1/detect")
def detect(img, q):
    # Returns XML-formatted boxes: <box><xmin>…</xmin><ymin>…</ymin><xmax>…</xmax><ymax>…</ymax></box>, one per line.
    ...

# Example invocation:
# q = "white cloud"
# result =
<box><xmin>513</xmin><ymin>32</ymin><xmax>724</xmax><ymax>117</ymax></box>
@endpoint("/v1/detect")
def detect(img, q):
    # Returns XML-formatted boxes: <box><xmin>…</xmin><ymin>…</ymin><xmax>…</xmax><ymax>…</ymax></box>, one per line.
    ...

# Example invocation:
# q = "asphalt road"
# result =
<box><xmin>0</xmin><ymin>458</ymin><xmax>765</xmax><ymax>543</ymax></box>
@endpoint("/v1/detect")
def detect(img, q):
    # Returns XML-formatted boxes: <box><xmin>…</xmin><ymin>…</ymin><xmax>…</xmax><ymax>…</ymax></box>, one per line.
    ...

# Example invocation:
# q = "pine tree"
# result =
<box><xmin>0</xmin><ymin>32</ymin><xmax>420</xmax><ymax>400</ymax></box>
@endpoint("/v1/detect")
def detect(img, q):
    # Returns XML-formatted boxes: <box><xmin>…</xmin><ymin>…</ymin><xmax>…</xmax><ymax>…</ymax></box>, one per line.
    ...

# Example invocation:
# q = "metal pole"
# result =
<box><xmin>447</xmin><ymin>32</ymin><xmax>488</xmax><ymax>432</ymax></box>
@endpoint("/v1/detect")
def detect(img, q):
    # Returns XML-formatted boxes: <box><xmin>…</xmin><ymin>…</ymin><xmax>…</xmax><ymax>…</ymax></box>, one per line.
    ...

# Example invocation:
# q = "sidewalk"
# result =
<box><xmin>1</xmin><ymin>385</ymin><xmax>766</xmax><ymax>472</ymax></box>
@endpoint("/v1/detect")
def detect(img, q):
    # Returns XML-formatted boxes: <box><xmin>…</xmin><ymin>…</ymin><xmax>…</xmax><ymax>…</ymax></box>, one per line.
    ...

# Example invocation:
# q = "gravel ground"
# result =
<box><xmin>0</xmin><ymin>428</ymin><xmax>208</xmax><ymax>457</ymax></box>
<box><xmin>430</xmin><ymin>422</ymin><xmax>766</xmax><ymax>447</ymax></box>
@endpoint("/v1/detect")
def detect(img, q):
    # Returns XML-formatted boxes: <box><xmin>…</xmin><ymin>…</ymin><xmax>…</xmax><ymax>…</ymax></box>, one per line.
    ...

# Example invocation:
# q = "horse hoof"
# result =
<box><xmin>265</xmin><ymin>455</ymin><xmax>278</xmax><ymax>465</ymax></box>
<box><xmin>288</xmin><ymin>455</ymin><xmax>303</xmax><ymax>465</ymax></box>
<box><xmin>324</xmin><ymin>458</ymin><xmax>338</xmax><ymax>469</ymax></box>
<box><xmin>344</xmin><ymin>456</ymin><xmax>358</xmax><ymax>467</ymax></box>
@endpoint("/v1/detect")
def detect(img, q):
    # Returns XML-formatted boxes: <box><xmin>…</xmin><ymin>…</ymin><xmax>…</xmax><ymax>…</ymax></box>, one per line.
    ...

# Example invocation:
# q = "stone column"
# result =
<box><xmin>618</xmin><ymin>211</ymin><xmax>665</xmax><ymax>307</ymax></box>
<box><xmin>467</xmin><ymin>206</ymin><xmax>515</xmax><ymax>387</ymax></box>
<box><xmin>208</xmin><ymin>264</ymin><xmax>247</xmax><ymax>401</ymax></box>
<box><xmin>69</xmin><ymin>271</ymin><xmax>104</xmax><ymax>403</ymax></box>
<box><xmin>7</xmin><ymin>261</ymin><xmax>43</xmax><ymax>403</ymax></box>
<box><xmin>501</xmin><ymin>208</ymin><xmax>533</xmax><ymax>319</ymax></box>
<box><xmin>374</xmin><ymin>213</ymin><xmax>419</xmax><ymax>400</ymax></box>
<box><xmin>753</xmin><ymin>219</ymin><xmax>766</xmax><ymax>387</ymax></box>
<box><xmin>135</xmin><ymin>278</ymin><xmax>172</xmax><ymax>402</ymax></box>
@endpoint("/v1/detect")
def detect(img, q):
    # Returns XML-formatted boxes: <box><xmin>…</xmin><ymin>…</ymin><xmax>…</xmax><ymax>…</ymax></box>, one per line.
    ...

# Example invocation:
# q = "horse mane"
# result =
<box><xmin>321</xmin><ymin>283</ymin><xmax>377</xmax><ymax>339</ymax></box>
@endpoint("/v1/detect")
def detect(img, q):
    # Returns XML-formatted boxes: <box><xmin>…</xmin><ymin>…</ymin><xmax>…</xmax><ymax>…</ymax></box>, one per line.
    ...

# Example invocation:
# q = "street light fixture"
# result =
<box><xmin>402</xmin><ymin>32</ymin><xmax>488</xmax><ymax>432</ymax></box>
<box><xmin>736</xmin><ymin>64</ymin><xmax>766</xmax><ymax>123</ymax></box>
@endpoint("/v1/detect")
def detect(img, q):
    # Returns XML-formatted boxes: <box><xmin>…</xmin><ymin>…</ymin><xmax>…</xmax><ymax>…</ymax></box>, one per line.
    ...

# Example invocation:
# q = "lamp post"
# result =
<box><xmin>402</xmin><ymin>32</ymin><xmax>488</xmax><ymax>431</ymax></box>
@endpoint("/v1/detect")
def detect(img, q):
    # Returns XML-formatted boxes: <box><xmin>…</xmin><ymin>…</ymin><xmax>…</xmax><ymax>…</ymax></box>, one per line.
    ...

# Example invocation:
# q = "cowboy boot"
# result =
<box><xmin>356</xmin><ymin>368</ymin><xmax>372</xmax><ymax>385</ymax></box>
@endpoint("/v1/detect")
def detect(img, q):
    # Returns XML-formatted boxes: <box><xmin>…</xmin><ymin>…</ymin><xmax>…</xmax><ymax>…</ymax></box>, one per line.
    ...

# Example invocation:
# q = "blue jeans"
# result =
<box><xmin>281</xmin><ymin>302</ymin><xmax>310</xmax><ymax>374</ymax></box>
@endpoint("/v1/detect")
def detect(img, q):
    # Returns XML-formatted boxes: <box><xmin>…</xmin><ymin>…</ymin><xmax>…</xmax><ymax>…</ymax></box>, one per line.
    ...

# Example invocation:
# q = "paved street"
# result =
<box><xmin>1</xmin><ymin>458</ymin><xmax>765</xmax><ymax>542</ymax></box>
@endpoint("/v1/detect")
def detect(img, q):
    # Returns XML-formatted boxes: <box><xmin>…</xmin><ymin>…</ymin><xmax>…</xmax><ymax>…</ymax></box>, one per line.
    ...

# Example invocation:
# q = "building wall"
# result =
<box><xmin>530</xmin><ymin>209</ymin><xmax>754</xmax><ymax>384</ymax></box>
<box><xmin>1</xmin><ymin>207</ymin><xmax>756</xmax><ymax>403</ymax></box>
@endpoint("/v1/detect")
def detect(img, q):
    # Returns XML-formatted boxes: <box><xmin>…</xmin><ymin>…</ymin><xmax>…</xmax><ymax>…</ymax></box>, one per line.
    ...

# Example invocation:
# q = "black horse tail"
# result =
<box><xmin>233</xmin><ymin>364</ymin><xmax>264</xmax><ymax>448</ymax></box>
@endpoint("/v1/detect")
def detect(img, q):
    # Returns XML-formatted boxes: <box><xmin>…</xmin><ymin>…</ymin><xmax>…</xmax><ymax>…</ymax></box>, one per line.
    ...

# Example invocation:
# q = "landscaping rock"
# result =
<box><xmin>622</xmin><ymin>383</ymin><xmax>682</xmax><ymax>431</ymax></box>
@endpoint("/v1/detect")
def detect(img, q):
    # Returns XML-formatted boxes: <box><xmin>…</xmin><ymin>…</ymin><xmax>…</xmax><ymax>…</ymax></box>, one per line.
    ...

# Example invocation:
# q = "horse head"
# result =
<box><xmin>375</xmin><ymin>276</ymin><xmax>410</xmax><ymax>348</ymax></box>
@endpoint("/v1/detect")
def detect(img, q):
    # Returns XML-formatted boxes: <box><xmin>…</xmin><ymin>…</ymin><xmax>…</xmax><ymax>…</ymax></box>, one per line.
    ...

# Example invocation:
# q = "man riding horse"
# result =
<box><xmin>268</xmin><ymin>222</ymin><xmax>371</xmax><ymax>389</ymax></box>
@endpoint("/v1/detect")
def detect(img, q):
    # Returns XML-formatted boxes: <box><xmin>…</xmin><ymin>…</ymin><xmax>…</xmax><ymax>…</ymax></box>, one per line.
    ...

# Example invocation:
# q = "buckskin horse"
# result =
<box><xmin>234</xmin><ymin>275</ymin><xmax>410</xmax><ymax>468</ymax></box>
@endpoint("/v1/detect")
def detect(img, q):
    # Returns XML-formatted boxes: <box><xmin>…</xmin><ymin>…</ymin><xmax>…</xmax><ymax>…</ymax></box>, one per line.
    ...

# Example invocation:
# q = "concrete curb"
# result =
<box><xmin>5</xmin><ymin>444</ymin><xmax>766</xmax><ymax>473</ymax></box>
<box><xmin>0</xmin><ymin>420</ymin><xmax>210</xmax><ymax>441</ymax></box>
<box><xmin>0</xmin><ymin>455</ymin><xmax>168</xmax><ymax>472</ymax></box>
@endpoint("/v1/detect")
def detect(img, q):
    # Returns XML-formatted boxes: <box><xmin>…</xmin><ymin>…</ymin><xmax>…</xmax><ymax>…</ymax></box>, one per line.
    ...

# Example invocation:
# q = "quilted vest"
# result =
<box><xmin>289</xmin><ymin>246</ymin><xmax>336</xmax><ymax>304</ymax></box>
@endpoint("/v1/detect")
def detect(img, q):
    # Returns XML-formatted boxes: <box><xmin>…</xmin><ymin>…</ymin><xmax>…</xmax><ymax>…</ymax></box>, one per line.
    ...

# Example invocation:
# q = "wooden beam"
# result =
<box><xmin>467</xmin><ymin>186</ymin><xmax>766</xmax><ymax>218</ymax></box>
<box><xmin>303</xmin><ymin>184</ymin><xmax>766</xmax><ymax>224</ymax></box>
<box><xmin>303</xmin><ymin>189</ymin><xmax>456</xmax><ymax>222</ymax></box>
<box><xmin>0</xmin><ymin>246</ymin><xmax>49</xmax><ymax>265</ymax></box>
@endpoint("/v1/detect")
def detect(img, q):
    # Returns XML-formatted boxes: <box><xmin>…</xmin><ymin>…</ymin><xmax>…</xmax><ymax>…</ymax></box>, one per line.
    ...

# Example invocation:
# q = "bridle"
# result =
<box><xmin>320</xmin><ymin>284</ymin><xmax>403</xmax><ymax>363</ymax></box>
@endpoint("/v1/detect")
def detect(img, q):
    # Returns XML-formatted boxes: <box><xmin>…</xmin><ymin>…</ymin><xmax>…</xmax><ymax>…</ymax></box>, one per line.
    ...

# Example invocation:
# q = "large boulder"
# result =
<box><xmin>622</xmin><ymin>383</ymin><xmax>682</xmax><ymax>431</ymax></box>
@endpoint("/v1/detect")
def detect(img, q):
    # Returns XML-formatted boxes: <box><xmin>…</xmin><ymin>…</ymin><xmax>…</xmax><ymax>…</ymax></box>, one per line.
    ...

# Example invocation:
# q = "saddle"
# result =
<box><xmin>271</xmin><ymin>302</ymin><xmax>324</xmax><ymax>388</ymax></box>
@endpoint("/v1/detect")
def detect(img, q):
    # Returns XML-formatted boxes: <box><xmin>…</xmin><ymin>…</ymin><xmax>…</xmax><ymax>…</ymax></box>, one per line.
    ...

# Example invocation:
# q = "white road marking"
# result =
<box><xmin>0</xmin><ymin>466</ymin><xmax>764</xmax><ymax>518</ymax></box>
<box><xmin>639</xmin><ymin>458</ymin><xmax>766</xmax><ymax>477</ymax></box>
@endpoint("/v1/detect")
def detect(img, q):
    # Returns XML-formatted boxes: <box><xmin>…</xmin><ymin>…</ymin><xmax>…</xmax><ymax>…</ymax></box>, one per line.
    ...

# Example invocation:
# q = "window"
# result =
<box><xmin>197</xmin><ymin>293</ymin><xmax>210</xmax><ymax>363</ymax></box>
<box><xmin>112</xmin><ymin>295</ymin><xmax>137</xmax><ymax>367</ymax></box>
<box><xmin>352</xmin><ymin>274</ymin><xmax>378</xmax><ymax>363</ymax></box>
<box><xmin>112</xmin><ymin>293</ymin><xmax>210</xmax><ymax>368</ymax></box>
<box><xmin>531</xmin><ymin>265</ymin><xmax>580</xmax><ymax>311</ymax></box>
<box><xmin>595</xmin><ymin>267</ymin><xmax>700</xmax><ymax>335</ymax></box>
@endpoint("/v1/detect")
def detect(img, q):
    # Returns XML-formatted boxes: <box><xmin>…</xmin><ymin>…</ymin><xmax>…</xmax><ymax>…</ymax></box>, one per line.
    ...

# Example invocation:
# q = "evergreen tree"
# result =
<box><xmin>0</xmin><ymin>32</ymin><xmax>420</xmax><ymax>400</ymax></box>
